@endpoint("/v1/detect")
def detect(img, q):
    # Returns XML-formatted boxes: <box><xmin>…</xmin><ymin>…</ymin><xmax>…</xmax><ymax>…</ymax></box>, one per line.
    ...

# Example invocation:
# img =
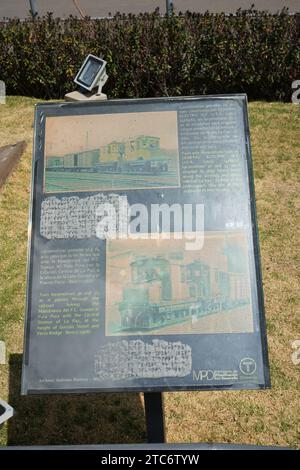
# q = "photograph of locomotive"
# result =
<box><xmin>43</xmin><ymin>110</ymin><xmax>180</xmax><ymax>192</ymax></box>
<box><xmin>106</xmin><ymin>233</ymin><xmax>253</xmax><ymax>336</ymax></box>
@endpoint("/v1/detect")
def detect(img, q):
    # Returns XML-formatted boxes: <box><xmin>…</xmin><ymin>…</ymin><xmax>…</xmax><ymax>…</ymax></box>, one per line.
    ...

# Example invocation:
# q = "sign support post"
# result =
<box><xmin>144</xmin><ymin>392</ymin><xmax>165</xmax><ymax>443</ymax></box>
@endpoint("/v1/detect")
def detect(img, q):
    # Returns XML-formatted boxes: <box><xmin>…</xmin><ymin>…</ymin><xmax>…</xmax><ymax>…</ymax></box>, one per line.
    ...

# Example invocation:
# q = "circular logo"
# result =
<box><xmin>239</xmin><ymin>357</ymin><xmax>257</xmax><ymax>376</ymax></box>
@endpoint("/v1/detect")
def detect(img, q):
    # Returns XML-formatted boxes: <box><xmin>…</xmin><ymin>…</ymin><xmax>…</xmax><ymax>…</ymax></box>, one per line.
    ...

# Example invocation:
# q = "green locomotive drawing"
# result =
<box><xmin>46</xmin><ymin>135</ymin><xmax>170</xmax><ymax>176</ymax></box>
<box><xmin>117</xmin><ymin>254</ymin><xmax>250</xmax><ymax>332</ymax></box>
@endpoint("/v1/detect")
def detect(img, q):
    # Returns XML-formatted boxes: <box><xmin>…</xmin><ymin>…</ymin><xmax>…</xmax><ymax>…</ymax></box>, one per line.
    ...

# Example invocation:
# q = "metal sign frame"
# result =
<box><xmin>22</xmin><ymin>95</ymin><xmax>270</xmax><ymax>395</ymax></box>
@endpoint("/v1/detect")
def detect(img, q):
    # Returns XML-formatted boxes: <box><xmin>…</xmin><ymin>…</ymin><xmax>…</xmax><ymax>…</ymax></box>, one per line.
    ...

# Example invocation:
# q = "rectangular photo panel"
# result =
<box><xmin>44</xmin><ymin>111</ymin><xmax>180</xmax><ymax>192</ymax></box>
<box><xmin>105</xmin><ymin>232</ymin><xmax>254</xmax><ymax>336</ymax></box>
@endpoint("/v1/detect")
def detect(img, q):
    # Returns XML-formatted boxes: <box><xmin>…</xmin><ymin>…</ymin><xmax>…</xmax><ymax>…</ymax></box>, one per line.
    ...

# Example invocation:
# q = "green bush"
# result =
<box><xmin>0</xmin><ymin>9</ymin><xmax>299</xmax><ymax>101</ymax></box>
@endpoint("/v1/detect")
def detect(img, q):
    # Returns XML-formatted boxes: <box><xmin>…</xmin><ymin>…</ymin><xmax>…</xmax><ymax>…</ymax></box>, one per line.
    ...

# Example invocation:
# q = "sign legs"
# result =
<box><xmin>144</xmin><ymin>392</ymin><xmax>165</xmax><ymax>443</ymax></box>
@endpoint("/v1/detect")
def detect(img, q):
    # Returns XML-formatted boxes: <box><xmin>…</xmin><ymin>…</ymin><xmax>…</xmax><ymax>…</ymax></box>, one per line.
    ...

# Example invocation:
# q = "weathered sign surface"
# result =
<box><xmin>22</xmin><ymin>96</ymin><xmax>270</xmax><ymax>394</ymax></box>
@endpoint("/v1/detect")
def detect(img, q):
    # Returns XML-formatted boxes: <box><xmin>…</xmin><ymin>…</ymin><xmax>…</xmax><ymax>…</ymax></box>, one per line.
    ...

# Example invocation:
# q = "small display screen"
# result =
<box><xmin>77</xmin><ymin>57</ymin><xmax>104</xmax><ymax>88</ymax></box>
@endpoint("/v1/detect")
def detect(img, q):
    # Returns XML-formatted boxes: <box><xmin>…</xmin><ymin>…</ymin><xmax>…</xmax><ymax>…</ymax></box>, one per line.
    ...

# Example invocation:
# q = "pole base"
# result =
<box><xmin>144</xmin><ymin>392</ymin><xmax>165</xmax><ymax>443</ymax></box>
<box><xmin>64</xmin><ymin>90</ymin><xmax>107</xmax><ymax>102</ymax></box>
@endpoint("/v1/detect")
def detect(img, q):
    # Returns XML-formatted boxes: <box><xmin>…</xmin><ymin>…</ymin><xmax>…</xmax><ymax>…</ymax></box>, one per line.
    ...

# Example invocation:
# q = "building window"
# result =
<box><xmin>189</xmin><ymin>286</ymin><xmax>196</xmax><ymax>298</ymax></box>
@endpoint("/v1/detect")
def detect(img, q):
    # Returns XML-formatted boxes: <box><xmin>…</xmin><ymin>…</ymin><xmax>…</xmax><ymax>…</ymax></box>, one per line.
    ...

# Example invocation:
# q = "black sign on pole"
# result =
<box><xmin>22</xmin><ymin>95</ymin><xmax>270</xmax><ymax>409</ymax></box>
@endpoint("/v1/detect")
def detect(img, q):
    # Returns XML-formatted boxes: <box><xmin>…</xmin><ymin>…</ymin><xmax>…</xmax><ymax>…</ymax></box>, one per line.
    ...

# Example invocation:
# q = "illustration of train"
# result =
<box><xmin>117</xmin><ymin>255</ymin><xmax>250</xmax><ymax>332</ymax></box>
<box><xmin>46</xmin><ymin>135</ymin><xmax>170</xmax><ymax>176</ymax></box>
<box><xmin>94</xmin><ymin>157</ymin><xmax>168</xmax><ymax>175</ymax></box>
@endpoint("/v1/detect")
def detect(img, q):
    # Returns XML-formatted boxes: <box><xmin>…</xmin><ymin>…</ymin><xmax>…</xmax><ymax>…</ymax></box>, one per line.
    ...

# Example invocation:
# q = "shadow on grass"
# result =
<box><xmin>7</xmin><ymin>354</ymin><xmax>147</xmax><ymax>446</ymax></box>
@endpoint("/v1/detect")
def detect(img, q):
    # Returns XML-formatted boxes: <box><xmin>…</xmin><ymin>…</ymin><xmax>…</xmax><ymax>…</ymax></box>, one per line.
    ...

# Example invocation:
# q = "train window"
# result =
<box><xmin>189</xmin><ymin>286</ymin><xmax>196</xmax><ymax>298</ymax></box>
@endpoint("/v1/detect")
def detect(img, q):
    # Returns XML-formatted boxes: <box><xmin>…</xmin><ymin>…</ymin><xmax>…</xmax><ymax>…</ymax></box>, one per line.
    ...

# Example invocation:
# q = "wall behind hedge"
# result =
<box><xmin>0</xmin><ymin>9</ymin><xmax>299</xmax><ymax>101</ymax></box>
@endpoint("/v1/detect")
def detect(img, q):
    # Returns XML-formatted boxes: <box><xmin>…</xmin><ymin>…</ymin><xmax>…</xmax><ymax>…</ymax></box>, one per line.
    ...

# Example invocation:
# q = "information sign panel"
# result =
<box><xmin>22</xmin><ymin>95</ymin><xmax>270</xmax><ymax>393</ymax></box>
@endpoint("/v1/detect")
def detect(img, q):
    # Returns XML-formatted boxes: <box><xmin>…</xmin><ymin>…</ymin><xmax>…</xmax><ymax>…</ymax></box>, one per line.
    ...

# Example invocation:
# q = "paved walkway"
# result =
<box><xmin>1</xmin><ymin>1</ymin><xmax>299</xmax><ymax>19</ymax></box>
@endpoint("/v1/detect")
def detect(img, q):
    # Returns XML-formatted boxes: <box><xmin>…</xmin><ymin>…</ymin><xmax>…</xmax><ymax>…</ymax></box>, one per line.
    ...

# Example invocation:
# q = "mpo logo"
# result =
<box><xmin>239</xmin><ymin>357</ymin><xmax>257</xmax><ymax>376</ymax></box>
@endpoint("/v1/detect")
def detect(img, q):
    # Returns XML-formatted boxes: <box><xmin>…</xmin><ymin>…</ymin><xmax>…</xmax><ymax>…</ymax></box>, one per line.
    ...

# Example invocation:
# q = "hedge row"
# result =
<box><xmin>0</xmin><ymin>9</ymin><xmax>299</xmax><ymax>101</ymax></box>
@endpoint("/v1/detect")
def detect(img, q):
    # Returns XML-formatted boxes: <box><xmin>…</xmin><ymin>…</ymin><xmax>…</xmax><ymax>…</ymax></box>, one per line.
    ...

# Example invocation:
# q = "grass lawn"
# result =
<box><xmin>0</xmin><ymin>96</ymin><xmax>299</xmax><ymax>448</ymax></box>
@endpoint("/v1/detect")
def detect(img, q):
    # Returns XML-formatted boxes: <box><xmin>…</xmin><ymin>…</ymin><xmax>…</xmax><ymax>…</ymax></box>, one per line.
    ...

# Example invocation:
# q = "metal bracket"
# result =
<box><xmin>0</xmin><ymin>400</ymin><xmax>14</xmax><ymax>425</ymax></box>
